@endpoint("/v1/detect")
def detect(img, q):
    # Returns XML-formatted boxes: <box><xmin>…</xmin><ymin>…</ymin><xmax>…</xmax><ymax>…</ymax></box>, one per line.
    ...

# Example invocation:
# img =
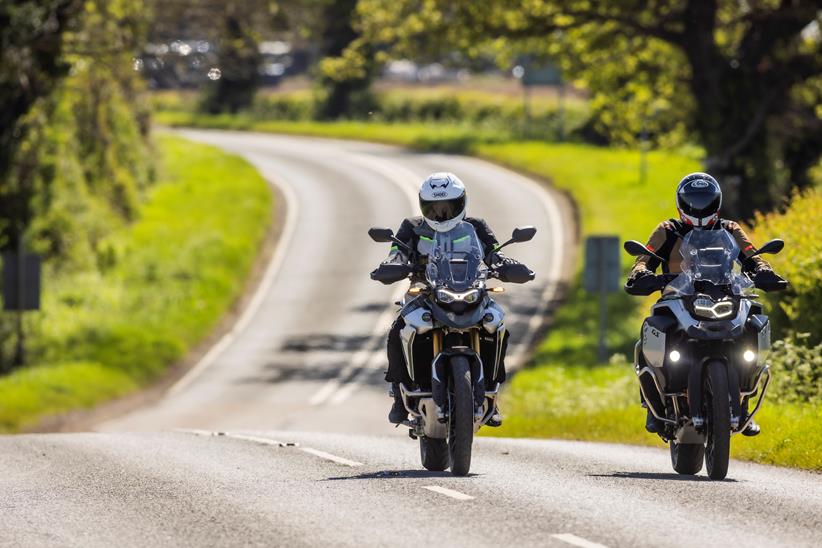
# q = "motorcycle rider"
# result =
<box><xmin>382</xmin><ymin>172</ymin><xmax>518</xmax><ymax>426</ymax></box>
<box><xmin>627</xmin><ymin>172</ymin><xmax>785</xmax><ymax>437</ymax></box>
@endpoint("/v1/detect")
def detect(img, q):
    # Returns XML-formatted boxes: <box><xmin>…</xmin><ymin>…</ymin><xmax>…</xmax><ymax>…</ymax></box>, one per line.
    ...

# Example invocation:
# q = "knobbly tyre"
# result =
<box><xmin>369</xmin><ymin>221</ymin><xmax>535</xmax><ymax>476</ymax></box>
<box><xmin>624</xmin><ymin>230</ymin><xmax>788</xmax><ymax>480</ymax></box>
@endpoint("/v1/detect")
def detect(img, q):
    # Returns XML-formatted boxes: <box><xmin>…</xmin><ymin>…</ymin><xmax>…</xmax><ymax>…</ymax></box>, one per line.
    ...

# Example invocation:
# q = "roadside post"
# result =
<box><xmin>583</xmin><ymin>236</ymin><xmax>621</xmax><ymax>363</ymax></box>
<box><xmin>513</xmin><ymin>61</ymin><xmax>563</xmax><ymax>139</ymax></box>
<box><xmin>2</xmin><ymin>235</ymin><xmax>42</xmax><ymax>367</ymax></box>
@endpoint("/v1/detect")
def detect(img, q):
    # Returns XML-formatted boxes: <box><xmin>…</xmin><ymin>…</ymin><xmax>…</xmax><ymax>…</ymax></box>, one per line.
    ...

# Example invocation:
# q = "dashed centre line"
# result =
<box><xmin>552</xmin><ymin>533</ymin><xmax>609</xmax><ymax>548</ymax></box>
<box><xmin>422</xmin><ymin>485</ymin><xmax>475</xmax><ymax>501</ymax></box>
<box><xmin>300</xmin><ymin>447</ymin><xmax>363</xmax><ymax>467</ymax></box>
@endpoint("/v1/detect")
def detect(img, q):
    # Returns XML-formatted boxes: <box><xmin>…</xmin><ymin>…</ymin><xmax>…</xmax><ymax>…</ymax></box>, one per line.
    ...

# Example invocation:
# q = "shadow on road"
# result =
<box><xmin>589</xmin><ymin>471</ymin><xmax>738</xmax><ymax>483</ymax></box>
<box><xmin>326</xmin><ymin>469</ymin><xmax>479</xmax><ymax>481</ymax></box>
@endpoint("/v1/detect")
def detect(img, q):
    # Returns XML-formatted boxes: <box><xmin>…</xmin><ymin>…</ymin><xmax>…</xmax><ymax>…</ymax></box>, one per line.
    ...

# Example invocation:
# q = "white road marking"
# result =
<box><xmin>552</xmin><ymin>533</ymin><xmax>609</xmax><ymax>548</ymax></box>
<box><xmin>223</xmin><ymin>433</ymin><xmax>294</xmax><ymax>447</ymax></box>
<box><xmin>173</xmin><ymin>428</ymin><xmax>219</xmax><ymax>437</ymax></box>
<box><xmin>422</xmin><ymin>486</ymin><xmax>475</xmax><ymax>501</ymax></box>
<box><xmin>308</xmin><ymin>152</ymin><xmax>419</xmax><ymax>406</ymax></box>
<box><xmin>300</xmin><ymin>447</ymin><xmax>363</xmax><ymax>467</ymax></box>
<box><xmin>166</xmin><ymin>168</ymin><xmax>301</xmax><ymax>397</ymax></box>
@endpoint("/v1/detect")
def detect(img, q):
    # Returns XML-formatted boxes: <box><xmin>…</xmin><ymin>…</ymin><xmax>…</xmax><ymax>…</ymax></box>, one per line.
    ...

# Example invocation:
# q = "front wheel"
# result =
<box><xmin>670</xmin><ymin>441</ymin><xmax>704</xmax><ymax>475</ymax></box>
<box><xmin>420</xmin><ymin>437</ymin><xmax>449</xmax><ymax>471</ymax></box>
<box><xmin>448</xmin><ymin>356</ymin><xmax>474</xmax><ymax>476</ymax></box>
<box><xmin>705</xmin><ymin>360</ymin><xmax>731</xmax><ymax>480</ymax></box>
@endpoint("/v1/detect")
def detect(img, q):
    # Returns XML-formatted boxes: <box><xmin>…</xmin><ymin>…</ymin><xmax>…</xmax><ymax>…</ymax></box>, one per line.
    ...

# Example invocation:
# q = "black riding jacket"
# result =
<box><xmin>384</xmin><ymin>216</ymin><xmax>500</xmax><ymax>269</ymax></box>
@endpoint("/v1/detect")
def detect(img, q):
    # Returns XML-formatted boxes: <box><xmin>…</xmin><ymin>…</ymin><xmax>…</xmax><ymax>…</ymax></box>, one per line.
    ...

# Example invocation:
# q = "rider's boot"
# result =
<box><xmin>486</xmin><ymin>402</ymin><xmax>503</xmax><ymax>427</ymax></box>
<box><xmin>645</xmin><ymin>408</ymin><xmax>663</xmax><ymax>434</ymax></box>
<box><xmin>388</xmin><ymin>383</ymin><xmax>408</xmax><ymax>424</ymax></box>
<box><xmin>742</xmin><ymin>419</ymin><xmax>761</xmax><ymax>436</ymax></box>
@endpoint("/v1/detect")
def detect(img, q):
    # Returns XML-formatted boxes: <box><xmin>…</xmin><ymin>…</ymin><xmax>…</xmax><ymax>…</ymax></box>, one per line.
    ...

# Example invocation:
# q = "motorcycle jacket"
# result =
<box><xmin>383</xmin><ymin>216</ymin><xmax>505</xmax><ymax>280</ymax></box>
<box><xmin>630</xmin><ymin>218</ymin><xmax>772</xmax><ymax>279</ymax></box>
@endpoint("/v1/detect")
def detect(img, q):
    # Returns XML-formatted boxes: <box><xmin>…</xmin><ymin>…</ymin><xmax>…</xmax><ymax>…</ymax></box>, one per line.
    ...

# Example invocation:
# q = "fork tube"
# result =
<box><xmin>471</xmin><ymin>329</ymin><xmax>480</xmax><ymax>353</ymax></box>
<box><xmin>433</xmin><ymin>330</ymin><xmax>442</xmax><ymax>356</ymax></box>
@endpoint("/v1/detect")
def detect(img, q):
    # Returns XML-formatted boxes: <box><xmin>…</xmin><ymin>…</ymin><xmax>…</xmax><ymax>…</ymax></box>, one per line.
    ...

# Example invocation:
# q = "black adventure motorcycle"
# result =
<box><xmin>369</xmin><ymin>221</ymin><xmax>535</xmax><ymax>476</ymax></box>
<box><xmin>624</xmin><ymin>229</ymin><xmax>787</xmax><ymax>480</ymax></box>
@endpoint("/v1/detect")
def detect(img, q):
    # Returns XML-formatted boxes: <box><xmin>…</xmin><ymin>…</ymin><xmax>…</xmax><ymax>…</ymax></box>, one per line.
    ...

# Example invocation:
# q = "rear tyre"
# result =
<box><xmin>705</xmin><ymin>360</ymin><xmax>731</xmax><ymax>480</ymax></box>
<box><xmin>670</xmin><ymin>441</ymin><xmax>704</xmax><ymax>475</ymax></box>
<box><xmin>420</xmin><ymin>437</ymin><xmax>449</xmax><ymax>471</ymax></box>
<box><xmin>448</xmin><ymin>356</ymin><xmax>474</xmax><ymax>477</ymax></box>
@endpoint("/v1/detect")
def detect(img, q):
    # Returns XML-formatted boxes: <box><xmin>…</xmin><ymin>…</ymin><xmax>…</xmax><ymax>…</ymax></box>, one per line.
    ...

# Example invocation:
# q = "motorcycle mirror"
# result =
<box><xmin>624</xmin><ymin>240</ymin><xmax>667</xmax><ymax>263</ymax></box>
<box><xmin>751</xmin><ymin>238</ymin><xmax>784</xmax><ymax>257</ymax></box>
<box><xmin>368</xmin><ymin>227</ymin><xmax>395</xmax><ymax>243</ymax></box>
<box><xmin>511</xmin><ymin>226</ymin><xmax>537</xmax><ymax>243</ymax></box>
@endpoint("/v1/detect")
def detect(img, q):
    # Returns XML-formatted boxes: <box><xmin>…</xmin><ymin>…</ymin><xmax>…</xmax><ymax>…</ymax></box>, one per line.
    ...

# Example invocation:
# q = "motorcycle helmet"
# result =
<box><xmin>676</xmin><ymin>172</ymin><xmax>722</xmax><ymax>228</ymax></box>
<box><xmin>419</xmin><ymin>172</ymin><xmax>466</xmax><ymax>232</ymax></box>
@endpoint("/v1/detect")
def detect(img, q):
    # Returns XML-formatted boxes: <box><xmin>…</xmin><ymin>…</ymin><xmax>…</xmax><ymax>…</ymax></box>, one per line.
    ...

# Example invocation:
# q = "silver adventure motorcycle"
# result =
<box><xmin>369</xmin><ymin>221</ymin><xmax>535</xmax><ymax>476</ymax></box>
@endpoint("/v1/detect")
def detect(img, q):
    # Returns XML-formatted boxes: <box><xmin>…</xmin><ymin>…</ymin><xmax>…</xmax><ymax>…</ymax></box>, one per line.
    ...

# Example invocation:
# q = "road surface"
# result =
<box><xmin>2</xmin><ymin>131</ymin><xmax>819</xmax><ymax>548</ymax></box>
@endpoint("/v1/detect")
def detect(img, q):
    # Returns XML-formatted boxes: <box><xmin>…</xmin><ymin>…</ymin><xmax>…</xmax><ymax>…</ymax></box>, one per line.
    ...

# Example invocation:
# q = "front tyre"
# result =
<box><xmin>420</xmin><ymin>437</ymin><xmax>449</xmax><ymax>471</ymax></box>
<box><xmin>705</xmin><ymin>360</ymin><xmax>731</xmax><ymax>480</ymax></box>
<box><xmin>670</xmin><ymin>441</ymin><xmax>704</xmax><ymax>475</ymax></box>
<box><xmin>448</xmin><ymin>356</ymin><xmax>474</xmax><ymax>476</ymax></box>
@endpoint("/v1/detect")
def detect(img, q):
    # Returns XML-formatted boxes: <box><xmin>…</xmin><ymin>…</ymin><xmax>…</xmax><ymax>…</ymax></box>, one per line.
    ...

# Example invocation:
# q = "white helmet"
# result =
<box><xmin>419</xmin><ymin>172</ymin><xmax>466</xmax><ymax>232</ymax></box>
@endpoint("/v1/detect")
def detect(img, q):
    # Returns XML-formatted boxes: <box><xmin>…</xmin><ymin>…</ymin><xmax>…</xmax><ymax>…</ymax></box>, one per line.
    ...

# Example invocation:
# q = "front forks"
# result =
<box><xmin>688</xmin><ymin>359</ymin><xmax>743</xmax><ymax>430</ymax></box>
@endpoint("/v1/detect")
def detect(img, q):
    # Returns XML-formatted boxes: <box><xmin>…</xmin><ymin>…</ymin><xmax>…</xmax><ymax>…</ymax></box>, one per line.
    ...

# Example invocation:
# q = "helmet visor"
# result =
<box><xmin>678</xmin><ymin>189</ymin><xmax>721</xmax><ymax>218</ymax></box>
<box><xmin>420</xmin><ymin>195</ymin><xmax>465</xmax><ymax>223</ymax></box>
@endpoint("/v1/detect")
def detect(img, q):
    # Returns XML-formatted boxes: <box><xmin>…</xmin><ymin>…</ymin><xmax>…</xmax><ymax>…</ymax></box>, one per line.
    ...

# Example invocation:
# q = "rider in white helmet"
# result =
<box><xmin>382</xmin><ymin>172</ymin><xmax>521</xmax><ymax>426</ymax></box>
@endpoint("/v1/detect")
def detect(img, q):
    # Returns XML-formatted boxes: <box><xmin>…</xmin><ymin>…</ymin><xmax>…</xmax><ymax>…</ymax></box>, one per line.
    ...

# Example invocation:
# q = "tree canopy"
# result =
<box><xmin>355</xmin><ymin>0</ymin><xmax>821</xmax><ymax>217</ymax></box>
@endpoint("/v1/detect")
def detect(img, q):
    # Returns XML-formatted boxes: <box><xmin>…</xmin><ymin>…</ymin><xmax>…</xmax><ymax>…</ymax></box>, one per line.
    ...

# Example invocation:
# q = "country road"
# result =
<box><xmin>2</xmin><ymin>130</ymin><xmax>820</xmax><ymax>548</ymax></box>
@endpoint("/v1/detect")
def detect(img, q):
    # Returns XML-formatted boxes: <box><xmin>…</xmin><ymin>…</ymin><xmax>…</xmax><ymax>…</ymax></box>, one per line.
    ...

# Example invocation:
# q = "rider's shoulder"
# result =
<box><xmin>464</xmin><ymin>216</ymin><xmax>490</xmax><ymax>229</ymax></box>
<box><xmin>402</xmin><ymin>216</ymin><xmax>425</xmax><ymax>228</ymax></box>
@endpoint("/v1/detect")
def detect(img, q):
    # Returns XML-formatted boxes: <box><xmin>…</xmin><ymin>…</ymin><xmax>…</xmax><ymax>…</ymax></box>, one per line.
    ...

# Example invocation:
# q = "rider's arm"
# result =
<box><xmin>466</xmin><ymin>217</ymin><xmax>500</xmax><ymax>257</ymax></box>
<box><xmin>724</xmin><ymin>221</ymin><xmax>772</xmax><ymax>272</ymax></box>
<box><xmin>630</xmin><ymin>222</ymin><xmax>669</xmax><ymax>279</ymax></box>
<box><xmin>383</xmin><ymin>218</ymin><xmax>416</xmax><ymax>264</ymax></box>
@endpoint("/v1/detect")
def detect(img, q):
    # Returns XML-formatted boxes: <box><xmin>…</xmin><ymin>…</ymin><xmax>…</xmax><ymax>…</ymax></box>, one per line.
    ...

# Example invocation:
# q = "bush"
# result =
<box><xmin>768</xmin><ymin>334</ymin><xmax>822</xmax><ymax>404</ymax></box>
<box><xmin>752</xmin><ymin>189</ymin><xmax>822</xmax><ymax>343</ymax></box>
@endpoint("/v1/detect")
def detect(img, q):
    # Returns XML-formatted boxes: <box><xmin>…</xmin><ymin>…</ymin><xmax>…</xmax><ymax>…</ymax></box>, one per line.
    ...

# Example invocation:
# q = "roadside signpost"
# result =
<box><xmin>2</xmin><ymin>237</ymin><xmax>41</xmax><ymax>367</ymax></box>
<box><xmin>583</xmin><ymin>236</ymin><xmax>621</xmax><ymax>363</ymax></box>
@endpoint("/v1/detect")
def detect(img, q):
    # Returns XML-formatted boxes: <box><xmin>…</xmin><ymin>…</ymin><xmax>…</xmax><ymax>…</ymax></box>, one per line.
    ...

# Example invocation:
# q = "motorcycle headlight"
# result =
<box><xmin>436</xmin><ymin>288</ymin><xmax>480</xmax><ymax>304</ymax></box>
<box><xmin>693</xmin><ymin>297</ymin><xmax>735</xmax><ymax>319</ymax></box>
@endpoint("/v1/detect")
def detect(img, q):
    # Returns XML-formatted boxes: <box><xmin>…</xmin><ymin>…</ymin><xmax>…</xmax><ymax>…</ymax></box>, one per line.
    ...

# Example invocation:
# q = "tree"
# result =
<box><xmin>0</xmin><ymin>0</ymin><xmax>79</xmax><ymax>251</ymax></box>
<box><xmin>314</xmin><ymin>0</ymin><xmax>377</xmax><ymax>119</ymax></box>
<box><xmin>355</xmin><ymin>0</ymin><xmax>822</xmax><ymax>218</ymax></box>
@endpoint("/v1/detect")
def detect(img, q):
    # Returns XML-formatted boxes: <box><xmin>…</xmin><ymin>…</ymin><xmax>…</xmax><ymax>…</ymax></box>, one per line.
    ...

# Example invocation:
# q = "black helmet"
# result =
<box><xmin>676</xmin><ymin>172</ymin><xmax>722</xmax><ymax>228</ymax></box>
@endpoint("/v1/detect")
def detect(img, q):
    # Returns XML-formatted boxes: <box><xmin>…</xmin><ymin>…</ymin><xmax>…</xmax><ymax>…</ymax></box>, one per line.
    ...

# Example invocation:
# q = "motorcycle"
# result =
<box><xmin>624</xmin><ymin>229</ymin><xmax>787</xmax><ymax>480</ymax></box>
<box><xmin>369</xmin><ymin>221</ymin><xmax>535</xmax><ymax>476</ymax></box>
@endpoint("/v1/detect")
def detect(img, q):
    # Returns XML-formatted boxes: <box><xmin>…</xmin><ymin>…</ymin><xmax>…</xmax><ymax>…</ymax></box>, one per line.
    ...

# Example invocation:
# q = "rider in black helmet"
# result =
<box><xmin>627</xmin><ymin>172</ymin><xmax>785</xmax><ymax>436</ymax></box>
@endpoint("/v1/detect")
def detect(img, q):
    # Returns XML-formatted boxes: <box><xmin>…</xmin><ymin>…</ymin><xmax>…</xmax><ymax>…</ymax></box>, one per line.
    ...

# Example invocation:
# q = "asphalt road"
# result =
<box><xmin>2</xmin><ymin>131</ymin><xmax>820</xmax><ymax>548</ymax></box>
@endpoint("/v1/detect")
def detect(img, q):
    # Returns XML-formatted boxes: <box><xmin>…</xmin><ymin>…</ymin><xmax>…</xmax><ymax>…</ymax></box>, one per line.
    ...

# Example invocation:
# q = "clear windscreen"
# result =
<box><xmin>666</xmin><ymin>229</ymin><xmax>753</xmax><ymax>297</ymax></box>
<box><xmin>425</xmin><ymin>222</ymin><xmax>485</xmax><ymax>291</ymax></box>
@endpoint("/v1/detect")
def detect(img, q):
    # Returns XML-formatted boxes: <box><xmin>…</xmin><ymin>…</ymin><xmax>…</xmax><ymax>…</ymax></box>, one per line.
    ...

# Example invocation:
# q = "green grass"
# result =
<box><xmin>0</xmin><ymin>135</ymin><xmax>272</xmax><ymax>432</ymax></box>
<box><xmin>151</xmin><ymin>111</ymin><xmax>819</xmax><ymax>471</ymax></box>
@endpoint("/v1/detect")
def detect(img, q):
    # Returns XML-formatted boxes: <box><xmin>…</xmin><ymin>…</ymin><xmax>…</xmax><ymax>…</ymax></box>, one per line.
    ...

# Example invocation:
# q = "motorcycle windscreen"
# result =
<box><xmin>666</xmin><ymin>229</ymin><xmax>753</xmax><ymax>296</ymax></box>
<box><xmin>425</xmin><ymin>222</ymin><xmax>484</xmax><ymax>292</ymax></box>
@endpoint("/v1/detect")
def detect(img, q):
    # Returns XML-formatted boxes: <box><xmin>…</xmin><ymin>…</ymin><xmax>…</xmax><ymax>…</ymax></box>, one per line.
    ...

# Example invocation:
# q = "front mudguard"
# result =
<box><xmin>432</xmin><ymin>350</ymin><xmax>485</xmax><ymax>412</ymax></box>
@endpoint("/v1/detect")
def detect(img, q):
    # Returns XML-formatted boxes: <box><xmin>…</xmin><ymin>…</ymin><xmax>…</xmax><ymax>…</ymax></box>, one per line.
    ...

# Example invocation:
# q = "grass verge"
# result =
<box><xmin>0</xmin><ymin>135</ymin><xmax>272</xmax><ymax>432</ymax></box>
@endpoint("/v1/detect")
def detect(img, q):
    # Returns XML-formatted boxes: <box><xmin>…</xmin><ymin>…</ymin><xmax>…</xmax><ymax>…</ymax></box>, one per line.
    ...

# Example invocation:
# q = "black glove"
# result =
<box><xmin>488</xmin><ymin>251</ymin><xmax>520</xmax><ymax>268</ymax></box>
<box><xmin>753</xmin><ymin>268</ymin><xmax>788</xmax><ymax>292</ymax></box>
<box><xmin>627</xmin><ymin>269</ymin><xmax>653</xmax><ymax>286</ymax></box>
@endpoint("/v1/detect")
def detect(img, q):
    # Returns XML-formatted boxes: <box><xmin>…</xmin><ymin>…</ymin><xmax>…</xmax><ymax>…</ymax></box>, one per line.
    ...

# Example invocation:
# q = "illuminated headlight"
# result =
<box><xmin>669</xmin><ymin>350</ymin><xmax>681</xmax><ymax>363</ymax></box>
<box><xmin>436</xmin><ymin>289</ymin><xmax>480</xmax><ymax>304</ymax></box>
<box><xmin>743</xmin><ymin>350</ymin><xmax>756</xmax><ymax>363</ymax></box>
<box><xmin>693</xmin><ymin>297</ymin><xmax>734</xmax><ymax>319</ymax></box>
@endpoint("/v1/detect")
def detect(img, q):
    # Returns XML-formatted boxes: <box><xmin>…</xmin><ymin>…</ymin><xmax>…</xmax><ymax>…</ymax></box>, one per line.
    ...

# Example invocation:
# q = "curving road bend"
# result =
<box><xmin>1</xmin><ymin>130</ymin><xmax>820</xmax><ymax>548</ymax></box>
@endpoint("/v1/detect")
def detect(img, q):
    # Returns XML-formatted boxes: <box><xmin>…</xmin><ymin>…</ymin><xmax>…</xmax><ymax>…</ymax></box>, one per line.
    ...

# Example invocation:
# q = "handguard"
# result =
<box><xmin>370</xmin><ymin>263</ymin><xmax>412</xmax><ymax>285</ymax></box>
<box><xmin>753</xmin><ymin>269</ymin><xmax>788</xmax><ymax>292</ymax></box>
<box><xmin>495</xmin><ymin>262</ymin><xmax>535</xmax><ymax>284</ymax></box>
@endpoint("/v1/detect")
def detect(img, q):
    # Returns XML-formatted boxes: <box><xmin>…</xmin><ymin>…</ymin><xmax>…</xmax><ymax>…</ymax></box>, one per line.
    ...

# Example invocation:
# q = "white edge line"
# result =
<box><xmin>551</xmin><ymin>533</ymin><xmax>609</xmax><ymax>548</ymax></box>
<box><xmin>300</xmin><ymin>447</ymin><xmax>363</xmax><ymax>467</ymax></box>
<box><xmin>166</xmin><ymin>166</ymin><xmax>301</xmax><ymax>397</ymax></box>
<box><xmin>223</xmin><ymin>433</ymin><xmax>293</xmax><ymax>447</ymax></box>
<box><xmin>422</xmin><ymin>485</ymin><xmax>475</xmax><ymax>501</ymax></box>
